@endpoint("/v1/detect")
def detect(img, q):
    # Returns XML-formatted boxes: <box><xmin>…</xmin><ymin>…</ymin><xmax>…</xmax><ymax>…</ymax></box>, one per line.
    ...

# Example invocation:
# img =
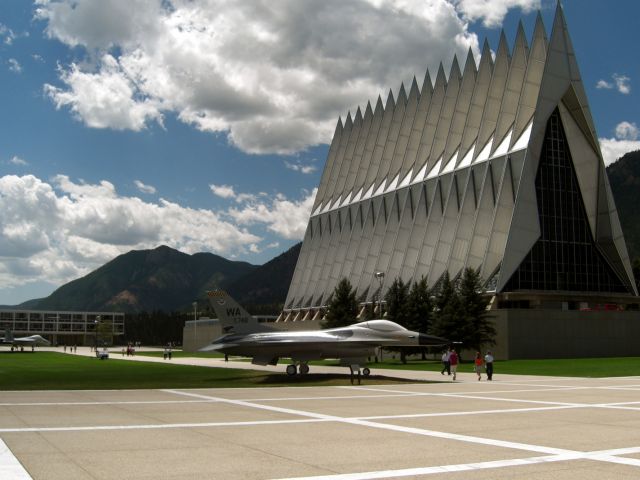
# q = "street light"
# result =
<box><xmin>374</xmin><ymin>271</ymin><xmax>385</xmax><ymax>318</ymax></box>
<box><xmin>374</xmin><ymin>272</ymin><xmax>385</xmax><ymax>362</ymax></box>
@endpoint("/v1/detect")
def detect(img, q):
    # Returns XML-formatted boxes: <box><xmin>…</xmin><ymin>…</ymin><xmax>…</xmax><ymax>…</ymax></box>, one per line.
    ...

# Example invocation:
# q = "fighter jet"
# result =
<box><xmin>1</xmin><ymin>330</ymin><xmax>51</xmax><ymax>351</ymax></box>
<box><xmin>201</xmin><ymin>290</ymin><xmax>447</xmax><ymax>376</ymax></box>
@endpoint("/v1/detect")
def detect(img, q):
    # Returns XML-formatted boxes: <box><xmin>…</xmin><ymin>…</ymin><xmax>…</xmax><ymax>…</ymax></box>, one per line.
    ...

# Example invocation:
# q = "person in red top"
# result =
<box><xmin>449</xmin><ymin>349</ymin><xmax>459</xmax><ymax>381</ymax></box>
<box><xmin>474</xmin><ymin>351</ymin><xmax>483</xmax><ymax>381</ymax></box>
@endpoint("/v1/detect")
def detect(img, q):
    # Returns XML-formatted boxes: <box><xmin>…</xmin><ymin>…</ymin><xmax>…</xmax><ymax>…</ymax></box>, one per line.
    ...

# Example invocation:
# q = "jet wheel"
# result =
<box><xmin>286</xmin><ymin>364</ymin><xmax>297</xmax><ymax>376</ymax></box>
<box><xmin>299</xmin><ymin>364</ymin><xmax>309</xmax><ymax>375</ymax></box>
<box><xmin>362</xmin><ymin>368</ymin><xmax>371</xmax><ymax>377</ymax></box>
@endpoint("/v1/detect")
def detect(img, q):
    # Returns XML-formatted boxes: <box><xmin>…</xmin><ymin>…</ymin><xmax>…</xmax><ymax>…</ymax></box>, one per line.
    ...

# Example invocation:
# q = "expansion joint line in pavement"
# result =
<box><xmin>163</xmin><ymin>388</ymin><xmax>640</xmax><ymax>479</ymax></box>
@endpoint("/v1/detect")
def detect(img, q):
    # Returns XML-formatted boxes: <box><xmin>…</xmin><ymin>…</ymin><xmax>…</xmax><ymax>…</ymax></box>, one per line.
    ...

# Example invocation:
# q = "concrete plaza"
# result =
<box><xmin>2</xmin><ymin>351</ymin><xmax>640</xmax><ymax>479</ymax></box>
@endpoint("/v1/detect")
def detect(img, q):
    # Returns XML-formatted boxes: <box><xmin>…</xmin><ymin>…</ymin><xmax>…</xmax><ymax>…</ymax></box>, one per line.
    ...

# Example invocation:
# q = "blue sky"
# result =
<box><xmin>0</xmin><ymin>0</ymin><xmax>638</xmax><ymax>305</ymax></box>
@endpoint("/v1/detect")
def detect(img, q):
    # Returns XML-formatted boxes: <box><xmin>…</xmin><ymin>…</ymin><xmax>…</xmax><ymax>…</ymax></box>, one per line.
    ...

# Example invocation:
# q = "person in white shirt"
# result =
<box><xmin>440</xmin><ymin>349</ymin><xmax>451</xmax><ymax>375</ymax></box>
<box><xmin>484</xmin><ymin>351</ymin><xmax>494</xmax><ymax>380</ymax></box>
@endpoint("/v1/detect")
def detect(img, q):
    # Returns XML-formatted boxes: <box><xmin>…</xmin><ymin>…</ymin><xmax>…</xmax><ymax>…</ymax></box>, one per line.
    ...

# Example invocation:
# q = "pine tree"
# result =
<box><xmin>406</xmin><ymin>276</ymin><xmax>432</xmax><ymax>359</ymax></box>
<box><xmin>406</xmin><ymin>276</ymin><xmax>432</xmax><ymax>333</ymax></box>
<box><xmin>458</xmin><ymin>267</ymin><xmax>495</xmax><ymax>351</ymax></box>
<box><xmin>430</xmin><ymin>272</ymin><xmax>463</xmax><ymax>342</ymax></box>
<box><xmin>383</xmin><ymin>277</ymin><xmax>410</xmax><ymax>363</ymax></box>
<box><xmin>384</xmin><ymin>277</ymin><xmax>410</xmax><ymax>327</ymax></box>
<box><xmin>323</xmin><ymin>278</ymin><xmax>358</xmax><ymax>328</ymax></box>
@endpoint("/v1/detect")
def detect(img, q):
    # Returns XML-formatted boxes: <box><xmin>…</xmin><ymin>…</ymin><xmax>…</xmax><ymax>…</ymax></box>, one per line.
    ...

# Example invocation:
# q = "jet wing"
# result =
<box><xmin>12</xmin><ymin>335</ymin><xmax>50</xmax><ymax>346</ymax></box>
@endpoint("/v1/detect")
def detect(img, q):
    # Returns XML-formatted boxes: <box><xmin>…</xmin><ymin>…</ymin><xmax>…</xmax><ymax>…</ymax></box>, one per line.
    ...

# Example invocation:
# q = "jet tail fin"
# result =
<box><xmin>206</xmin><ymin>290</ymin><xmax>272</xmax><ymax>334</ymax></box>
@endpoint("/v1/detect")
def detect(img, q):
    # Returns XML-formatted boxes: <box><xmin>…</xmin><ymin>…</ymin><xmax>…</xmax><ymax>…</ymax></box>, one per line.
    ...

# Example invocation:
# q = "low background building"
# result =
<box><xmin>0</xmin><ymin>310</ymin><xmax>125</xmax><ymax>346</ymax></box>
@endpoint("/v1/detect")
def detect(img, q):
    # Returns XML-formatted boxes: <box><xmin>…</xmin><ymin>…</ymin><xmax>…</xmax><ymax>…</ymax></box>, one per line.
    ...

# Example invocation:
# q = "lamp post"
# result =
<box><xmin>374</xmin><ymin>271</ymin><xmax>385</xmax><ymax>318</ymax></box>
<box><xmin>374</xmin><ymin>271</ymin><xmax>385</xmax><ymax>363</ymax></box>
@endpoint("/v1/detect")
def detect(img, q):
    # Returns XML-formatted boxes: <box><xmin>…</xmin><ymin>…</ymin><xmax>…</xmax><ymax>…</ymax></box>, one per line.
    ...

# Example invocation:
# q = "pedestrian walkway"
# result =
<box><xmin>43</xmin><ymin>346</ymin><xmax>558</xmax><ymax>383</ymax></box>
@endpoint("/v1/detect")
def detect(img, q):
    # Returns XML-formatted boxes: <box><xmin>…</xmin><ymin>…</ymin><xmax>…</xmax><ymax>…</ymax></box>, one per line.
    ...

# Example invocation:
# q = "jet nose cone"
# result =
<box><xmin>418</xmin><ymin>333</ymin><xmax>449</xmax><ymax>346</ymax></box>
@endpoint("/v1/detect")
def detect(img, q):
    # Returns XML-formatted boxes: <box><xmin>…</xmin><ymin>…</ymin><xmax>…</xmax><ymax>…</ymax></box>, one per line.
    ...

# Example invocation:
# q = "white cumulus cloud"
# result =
<box><xmin>44</xmin><ymin>56</ymin><xmax>163</xmax><ymax>131</ymax></box>
<box><xmin>8</xmin><ymin>58</ymin><xmax>22</xmax><ymax>73</ymax></box>
<box><xmin>33</xmin><ymin>0</ymin><xmax>505</xmax><ymax>155</ymax></box>
<box><xmin>134</xmin><ymin>180</ymin><xmax>157</xmax><ymax>194</ymax></box>
<box><xmin>0</xmin><ymin>23</ymin><xmax>16</xmax><ymax>45</ymax></box>
<box><xmin>210</xmin><ymin>184</ymin><xmax>236</xmax><ymax>199</ymax></box>
<box><xmin>615</xmin><ymin>121</ymin><xmax>639</xmax><ymax>141</ymax></box>
<box><xmin>8</xmin><ymin>155</ymin><xmax>28</xmax><ymax>166</ymax></box>
<box><xmin>596</xmin><ymin>73</ymin><xmax>631</xmax><ymax>95</ymax></box>
<box><xmin>599</xmin><ymin>121</ymin><xmax>640</xmax><ymax>166</ymax></box>
<box><xmin>452</xmin><ymin>0</ymin><xmax>540</xmax><ymax>27</ymax></box>
<box><xmin>229</xmin><ymin>188</ymin><xmax>317</xmax><ymax>240</ymax></box>
<box><xmin>284</xmin><ymin>160</ymin><xmax>317</xmax><ymax>174</ymax></box>
<box><xmin>0</xmin><ymin>174</ymin><xmax>262</xmax><ymax>289</ymax></box>
<box><xmin>613</xmin><ymin>74</ymin><xmax>631</xmax><ymax>94</ymax></box>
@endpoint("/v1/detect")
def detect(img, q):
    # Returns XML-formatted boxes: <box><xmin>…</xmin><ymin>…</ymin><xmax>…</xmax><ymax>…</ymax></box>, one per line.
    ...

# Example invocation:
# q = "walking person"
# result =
<box><xmin>474</xmin><ymin>351</ymin><xmax>483</xmax><ymax>381</ymax></box>
<box><xmin>449</xmin><ymin>349</ymin><xmax>459</xmax><ymax>381</ymax></box>
<box><xmin>440</xmin><ymin>348</ymin><xmax>451</xmax><ymax>375</ymax></box>
<box><xmin>484</xmin><ymin>351</ymin><xmax>494</xmax><ymax>381</ymax></box>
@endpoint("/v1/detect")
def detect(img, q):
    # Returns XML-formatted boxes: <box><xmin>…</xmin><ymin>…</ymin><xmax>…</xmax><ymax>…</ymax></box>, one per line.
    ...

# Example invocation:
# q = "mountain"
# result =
<box><xmin>606</xmin><ymin>149</ymin><xmax>640</xmax><ymax>261</ymax></box>
<box><xmin>14</xmin><ymin>243</ymin><xmax>302</xmax><ymax>313</ymax></box>
<box><xmin>29</xmin><ymin>245</ymin><xmax>257</xmax><ymax>312</ymax></box>
<box><xmin>226</xmin><ymin>242</ymin><xmax>301</xmax><ymax>306</ymax></box>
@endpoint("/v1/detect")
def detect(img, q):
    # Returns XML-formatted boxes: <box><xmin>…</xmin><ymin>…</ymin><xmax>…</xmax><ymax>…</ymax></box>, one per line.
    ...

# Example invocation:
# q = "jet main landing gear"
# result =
<box><xmin>286</xmin><ymin>362</ymin><xmax>310</xmax><ymax>376</ymax></box>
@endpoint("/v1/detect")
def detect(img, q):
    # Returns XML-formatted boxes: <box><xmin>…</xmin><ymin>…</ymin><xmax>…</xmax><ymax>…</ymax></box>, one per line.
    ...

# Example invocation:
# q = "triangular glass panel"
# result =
<box><xmin>510</xmin><ymin>119</ymin><xmax>533</xmax><ymax>152</ymax></box>
<box><xmin>384</xmin><ymin>174</ymin><xmax>399</xmax><ymax>193</ymax></box>
<box><xmin>426</xmin><ymin>157</ymin><xmax>443</xmax><ymax>179</ymax></box>
<box><xmin>351</xmin><ymin>187</ymin><xmax>363</xmax><ymax>203</ymax></box>
<box><xmin>362</xmin><ymin>183</ymin><xmax>375</xmax><ymax>200</ymax></box>
<box><xmin>457</xmin><ymin>144</ymin><xmax>475</xmax><ymax>169</ymax></box>
<box><xmin>374</xmin><ymin>180</ymin><xmax>387</xmax><ymax>197</ymax></box>
<box><xmin>474</xmin><ymin>136</ymin><xmax>493</xmax><ymax>164</ymax></box>
<box><xmin>441</xmin><ymin>151</ymin><xmax>458</xmax><ymax>174</ymax></box>
<box><xmin>340</xmin><ymin>193</ymin><xmax>352</xmax><ymax>208</ymax></box>
<box><xmin>411</xmin><ymin>163</ymin><xmax>428</xmax><ymax>184</ymax></box>
<box><xmin>399</xmin><ymin>169</ymin><xmax>413</xmax><ymax>188</ymax></box>
<box><xmin>491</xmin><ymin>128</ymin><xmax>513</xmax><ymax>158</ymax></box>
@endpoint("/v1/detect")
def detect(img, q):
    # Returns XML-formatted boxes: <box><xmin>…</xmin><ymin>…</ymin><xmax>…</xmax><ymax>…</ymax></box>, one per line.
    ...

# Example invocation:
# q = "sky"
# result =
<box><xmin>0</xmin><ymin>0</ymin><xmax>638</xmax><ymax>305</ymax></box>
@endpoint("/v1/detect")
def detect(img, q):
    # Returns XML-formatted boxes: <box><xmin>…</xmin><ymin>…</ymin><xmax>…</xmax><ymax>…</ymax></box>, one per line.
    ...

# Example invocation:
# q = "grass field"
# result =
<box><xmin>0</xmin><ymin>352</ymin><xmax>421</xmax><ymax>390</ymax></box>
<box><xmin>313</xmin><ymin>356</ymin><xmax>640</xmax><ymax>377</ymax></box>
<box><xmin>2</xmin><ymin>351</ymin><xmax>639</xmax><ymax>391</ymax></box>
<box><xmin>133</xmin><ymin>350</ymin><xmax>640</xmax><ymax>377</ymax></box>
<box><xmin>135</xmin><ymin>351</ymin><xmax>224</xmax><ymax>359</ymax></box>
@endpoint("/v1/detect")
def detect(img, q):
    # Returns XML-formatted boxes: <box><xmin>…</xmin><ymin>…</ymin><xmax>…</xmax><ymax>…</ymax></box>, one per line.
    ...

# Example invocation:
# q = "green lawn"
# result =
<box><xmin>0</xmin><ymin>352</ymin><xmax>421</xmax><ymax>390</ymax></box>
<box><xmin>134</xmin><ymin>350</ymin><xmax>225</xmax><ymax>359</ymax></box>
<box><xmin>2</xmin><ymin>352</ymin><xmax>638</xmax><ymax>391</ymax></box>
<box><xmin>313</xmin><ymin>356</ymin><xmax>640</xmax><ymax>378</ymax></box>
